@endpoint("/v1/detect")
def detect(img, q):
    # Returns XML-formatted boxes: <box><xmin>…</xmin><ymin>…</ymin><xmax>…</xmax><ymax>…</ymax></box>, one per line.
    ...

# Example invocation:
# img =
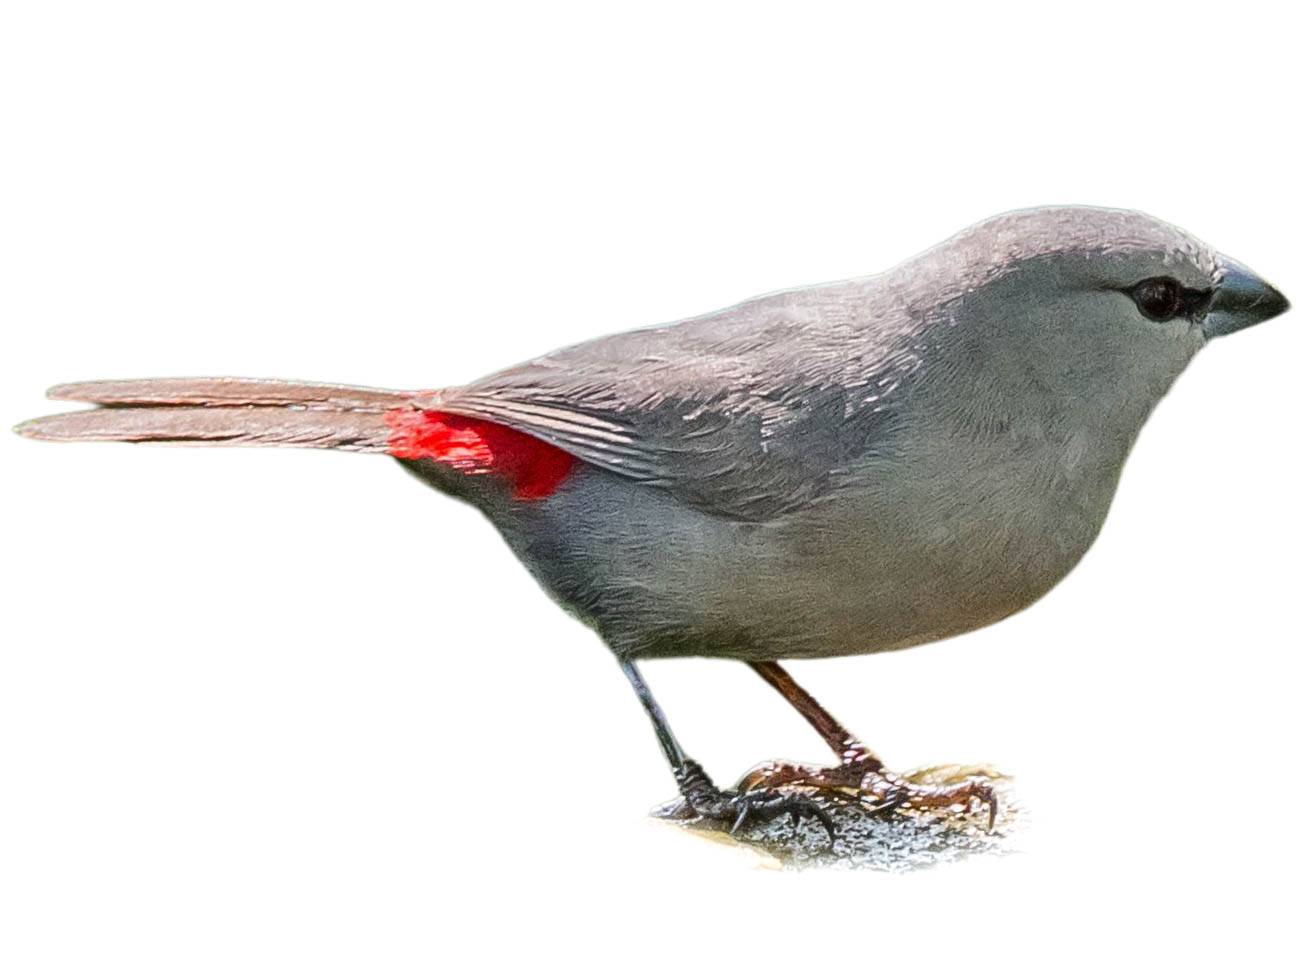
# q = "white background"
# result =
<box><xmin>2</xmin><ymin>2</ymin><xmax>1299</xmax><ymax>975</ymax></box>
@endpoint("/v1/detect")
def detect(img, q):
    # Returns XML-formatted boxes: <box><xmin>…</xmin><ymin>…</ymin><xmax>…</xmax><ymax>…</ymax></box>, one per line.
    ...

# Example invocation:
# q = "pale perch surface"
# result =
<box><xmin>655</xmin><ymin>767</ymin><xmax>1019</xmax><ymax>871</ymax></box>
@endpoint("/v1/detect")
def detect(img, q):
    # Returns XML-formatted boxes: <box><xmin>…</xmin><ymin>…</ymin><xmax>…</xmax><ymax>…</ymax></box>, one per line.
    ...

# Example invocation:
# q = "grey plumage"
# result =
<box><xmin>16</xmin><ymin>205</ymin><xmax>1289</xmax><ymax>833</ymax></box>
<box><xmin>18</xmin><ymin>207</ymin><xmax>1288</xmax><ymax>665</ymax></box>
<box><xmin>18</xmin><ymin>207</ymin><xmax>1287</xmax><ymax>664</ymax></box>
<box><xmin>435</xmin><ymin>208</ymin><xmax>1219</xmax><ymax>521</ymax></box>
<box><xmin>403</xmin><ymin>207</ymin><xmax>1282</xmax><ymax>659</ymax></box>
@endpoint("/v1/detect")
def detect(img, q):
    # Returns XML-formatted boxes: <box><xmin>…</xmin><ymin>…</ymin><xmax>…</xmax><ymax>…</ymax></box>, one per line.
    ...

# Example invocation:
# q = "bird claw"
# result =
<box><xmin>721</xmin><ymin>789</ymin><xmax>837</xmax><ymax>846</ymax></box>
<box><xmin>665</xmin><ymin>752</ymin><xmax>998</xmax><ymax>852</ymax></box>
<box><xmin>739</xmin><ymin>755</ymin><xmax>1001</xmax><ymax>833</ymax></box>
<box><xmin>670</xmin><ymin>758</ymin><xmax>837</xmax><ymax>847</ymax></box>
<box><xmin>877</xmin><ymin>771</ymin><xmax>1000</xmax><ymax>831</ymax></box>
<box><xmin>729</xmin><ymin>799</ymin><xmax>751</xmax><ymax>836</ymax></box>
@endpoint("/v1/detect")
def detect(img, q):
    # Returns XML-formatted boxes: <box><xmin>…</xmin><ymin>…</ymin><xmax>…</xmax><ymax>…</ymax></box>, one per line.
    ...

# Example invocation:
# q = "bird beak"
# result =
<box><xmin>1203</xmin><ymin>257</ymin><xmax>1290</xmax><ymax>338</ymax></box>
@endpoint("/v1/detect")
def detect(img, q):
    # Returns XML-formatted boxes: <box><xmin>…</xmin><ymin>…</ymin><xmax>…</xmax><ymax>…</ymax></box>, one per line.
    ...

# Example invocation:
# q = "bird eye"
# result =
<box><xmin>1130</xmin><ymin>277</ymin><xmax>1184</xmax><ymax>322</ymax></box>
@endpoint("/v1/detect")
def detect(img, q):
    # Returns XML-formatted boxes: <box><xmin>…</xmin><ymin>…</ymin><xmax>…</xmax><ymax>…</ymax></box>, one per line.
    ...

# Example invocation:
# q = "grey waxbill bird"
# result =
<box><xmin>16</xmin><ymin>206</ymin><xmax>1290</xmax><ymax>838</ymax></box>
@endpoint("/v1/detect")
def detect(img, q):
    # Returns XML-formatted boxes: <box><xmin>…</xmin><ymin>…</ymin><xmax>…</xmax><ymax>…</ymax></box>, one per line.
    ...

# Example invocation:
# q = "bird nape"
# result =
<box><xmin>15</xmin><ymin>206</ymin><xmax>1290</xmax><ymax>852</ymax></box>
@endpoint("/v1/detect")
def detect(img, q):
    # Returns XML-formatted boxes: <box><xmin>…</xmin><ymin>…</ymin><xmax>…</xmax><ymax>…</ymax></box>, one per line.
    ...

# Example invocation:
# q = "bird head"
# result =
<box><xmin>912</xmin><ymin>207</ymin><xmax>1290</xmax><ymax>432</ymax></box>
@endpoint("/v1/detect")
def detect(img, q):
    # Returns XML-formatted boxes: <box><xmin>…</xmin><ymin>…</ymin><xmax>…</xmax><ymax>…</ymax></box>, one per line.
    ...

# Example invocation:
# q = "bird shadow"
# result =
<box><xmin>654</xmin><ymin>767</ymin><xmax>1020</xmax><ymax>871</ymax></box>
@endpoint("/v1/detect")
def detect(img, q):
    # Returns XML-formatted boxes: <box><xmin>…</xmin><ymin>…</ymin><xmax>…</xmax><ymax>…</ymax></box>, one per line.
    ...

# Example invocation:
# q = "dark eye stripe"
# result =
<box><xmin>1128</xmin><ymin>277</ymin><xmax>1212</xmax><ymax>323</ymax></box>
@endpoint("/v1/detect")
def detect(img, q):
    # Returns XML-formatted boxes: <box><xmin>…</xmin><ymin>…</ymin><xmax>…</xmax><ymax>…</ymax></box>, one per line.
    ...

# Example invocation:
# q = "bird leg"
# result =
<box><xmin>621</xmin><ymin>660</ymin><xmax>835</xmax><ymax>840</ymax></box>
<box><xmin>737</xmin><ymin>661</ymin><xmax>999</xmax><ymax>830</ymax></box>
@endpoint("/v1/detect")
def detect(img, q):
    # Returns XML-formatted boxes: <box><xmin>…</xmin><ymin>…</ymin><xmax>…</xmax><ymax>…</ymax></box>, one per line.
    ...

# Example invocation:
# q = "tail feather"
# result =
<box><xmin>17</xmin><ymin>376</ymin><xmax>583</xmax><ymax>500</ymax></box>
<box><xmin>16</xmin><ymin>377</ymin><xmax>425</xmax><ymax>452</ymax></box>
<box><xmin>16</xmin><ymin>405</ymin><xmax>395</xmax><ymax>450</ymax></box>
<box><xmin>46</xmin><ymin>377</ymin><xmax>415</xmax><ymax>410</ymax></box>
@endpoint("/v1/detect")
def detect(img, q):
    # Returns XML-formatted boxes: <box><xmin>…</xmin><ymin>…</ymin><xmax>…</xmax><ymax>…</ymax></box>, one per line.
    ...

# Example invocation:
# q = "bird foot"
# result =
<box><xmin>737</xmin><ymin>743</ymin><xmax>1002</xmax><ymax>831</ymax></box>
<box><xmin>658</xmin><ymin>758</ymin><xmax>837</xmax><ymax>843</ymax></box>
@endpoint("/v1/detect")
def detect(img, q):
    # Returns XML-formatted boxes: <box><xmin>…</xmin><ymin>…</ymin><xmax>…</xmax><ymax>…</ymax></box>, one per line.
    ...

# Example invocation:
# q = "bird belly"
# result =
<box><xmin>480</xmin><ymin>452</ymin><xmax>1116</xmax><ymax>661</ymax></box>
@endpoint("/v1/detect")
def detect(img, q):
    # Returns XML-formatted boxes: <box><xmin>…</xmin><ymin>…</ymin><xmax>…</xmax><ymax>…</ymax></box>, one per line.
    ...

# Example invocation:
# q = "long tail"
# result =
<box><xmin>16</xmin><ymin>377</ymin><xmax>579</xmax><ymax>500</ymax></box>
<box><xmin>15</xmin><ymin>377</ymin><xmax>422</xmax><ymax>452</ymax></box>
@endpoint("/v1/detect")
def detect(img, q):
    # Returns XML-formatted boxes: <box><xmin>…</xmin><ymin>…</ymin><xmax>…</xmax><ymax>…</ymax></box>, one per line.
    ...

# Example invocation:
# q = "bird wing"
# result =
<box><xmin>438</xmin><ymin>277</ymin><xmax>923</xmax><ymax>522</ymax></box>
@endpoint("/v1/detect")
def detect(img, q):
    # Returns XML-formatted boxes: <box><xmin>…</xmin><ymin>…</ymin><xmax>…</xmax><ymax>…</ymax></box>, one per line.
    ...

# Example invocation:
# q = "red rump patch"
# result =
<box><xmin>384</xmin><ymin>408</ymin><xmax>576</xmax><ymax>500</ymax></box>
